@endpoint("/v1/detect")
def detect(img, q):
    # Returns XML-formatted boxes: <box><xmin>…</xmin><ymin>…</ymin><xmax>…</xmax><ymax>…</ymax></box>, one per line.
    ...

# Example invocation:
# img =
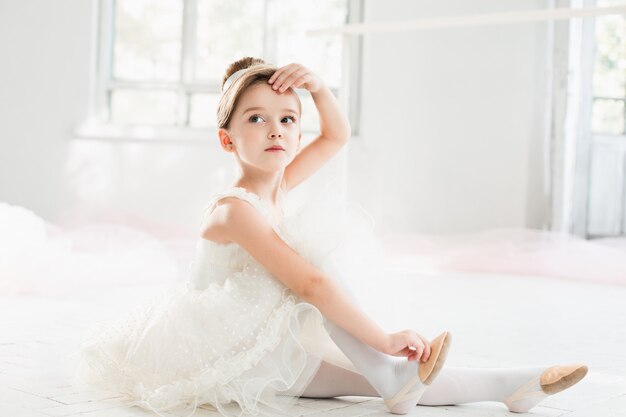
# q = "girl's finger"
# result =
<box><xmin>404</xmin><ymin>345</ymin><xmax>416</xmax><ymax>360</ymax></box>
<box><xmin>286</xmin><ymin>74</ymin><xmax>308</xmax><ymax>90</ymax></box>
<box><xmin>411</xmin><ymin>335</ymin><xmax>425</xmax><ymax>360</ymax></box>
<box><xmin>277</xmin><ymin>68</ymin><xmax>308</xmax><ymax>92</ymax></box>
<box><xmin>275</xmin><ymin>65</ymin><xmax>305</xmax><ymax>85</ymax></box>
<box><xmin>268</xmin><ymin>69</ymin><xmax>288</xmax><ymax>85</ymax></box>
<box><xmin>268</xmin><ymin>68</ymin><xmax>284</xmax><ymax>84</ymax></box>
<box><xmin>271</xmin><ymin>70</ymin><xmax>294</xmax><ymax>91</ymax></box>
<box><xmin>270</xmin><ymin>65</ymin><xmax>300</xmax><ymax>88</ymax></box>
<box><xmin>414</xmin><ymin>344</ymin><xmax>424</xmax><ymax>361</ymax></box>
<box><xmin>417</xmin><ymin>334</ymin><xmax>431</xmax><ymax>362</ymax></box>
<box><xmin>291</xmin><ymin>74</ymin><xmax>310</xmax><ymax>89</ymax></box>
<box><xmin>285</xmin><ymin>67</ymin><xmax>308</xmax><ymax>83</ymax></box>
<box><xmin>268</xmin><ymin>64</ymin><xmax>295</xmax><ymax>84</ymax></box>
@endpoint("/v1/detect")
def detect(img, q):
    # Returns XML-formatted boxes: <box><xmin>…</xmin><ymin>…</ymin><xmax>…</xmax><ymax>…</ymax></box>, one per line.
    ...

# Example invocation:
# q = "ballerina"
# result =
<box><xmin>71</xmin><ymin>56</ymin><xmax>587</xmax><ymax>417</ymax></box>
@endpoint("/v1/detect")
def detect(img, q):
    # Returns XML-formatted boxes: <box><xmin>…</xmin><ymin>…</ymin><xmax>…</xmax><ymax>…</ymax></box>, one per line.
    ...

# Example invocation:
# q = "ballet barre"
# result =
<box><xmin>306</xmin><ymin>4</ymin><xmax>626</xmax><ymax>36</ymax></box>
<box><xmin>305</xmin><ymin>4</ymin><xmax>626</xmax><ymax>204</ymax></box>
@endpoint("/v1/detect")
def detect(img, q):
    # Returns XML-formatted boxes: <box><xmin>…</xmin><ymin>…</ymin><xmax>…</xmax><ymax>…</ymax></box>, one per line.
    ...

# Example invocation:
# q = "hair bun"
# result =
<box><xmin>222</xmin><ymin>57</ymin><xmax>266</xmax><ymax>90</ymax></box>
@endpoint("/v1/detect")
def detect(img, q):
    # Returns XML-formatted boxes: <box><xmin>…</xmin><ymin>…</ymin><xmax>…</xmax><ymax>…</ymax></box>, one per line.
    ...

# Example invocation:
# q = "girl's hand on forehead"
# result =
<box><xmin>267</xmin><ymin>63</ymin><xmax>324</xmax><ymax>94</ymax></box>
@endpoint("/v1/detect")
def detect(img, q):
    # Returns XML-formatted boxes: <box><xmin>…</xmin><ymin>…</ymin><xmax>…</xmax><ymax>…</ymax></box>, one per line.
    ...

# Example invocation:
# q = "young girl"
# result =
<box><xmin>71</xmin><ymin>57</ymin><xmax>588</xmax><ymax>417</ymax></box>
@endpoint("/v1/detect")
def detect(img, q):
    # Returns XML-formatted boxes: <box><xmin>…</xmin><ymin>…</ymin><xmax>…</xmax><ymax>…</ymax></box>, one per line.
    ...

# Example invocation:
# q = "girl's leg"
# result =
<box><xmin>300</xmin><ymin>360</ymin><xmax>378</xmax><ymax>398</ymax></box>
<box><xmin>419</xmin><ymin>365</ymin><xmax>549</xmax><ymax>410</ymax></box>
<box><xmin>322</xmin><ymin>320</ymin><xmax>422</xmax><ymax>401</ymax></box>
<box><xmin>301</xmin><ymin>360</ymin><xmax>556</xmax><ymax>413</ymax></box>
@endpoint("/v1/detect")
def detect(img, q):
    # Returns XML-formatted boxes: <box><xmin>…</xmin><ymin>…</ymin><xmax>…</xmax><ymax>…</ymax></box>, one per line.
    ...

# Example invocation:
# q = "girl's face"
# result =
<box><xmin>219</xmin><ymin>82</ymin><xmax>301</xmax><ymax>173</ymax></box>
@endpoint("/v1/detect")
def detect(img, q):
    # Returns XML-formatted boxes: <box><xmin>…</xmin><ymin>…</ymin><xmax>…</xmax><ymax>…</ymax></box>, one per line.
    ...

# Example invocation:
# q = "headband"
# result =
<box><xmin>222</xmin><ymin>68</ymin><xmax>248</xmax><ymax>92</ymax></box>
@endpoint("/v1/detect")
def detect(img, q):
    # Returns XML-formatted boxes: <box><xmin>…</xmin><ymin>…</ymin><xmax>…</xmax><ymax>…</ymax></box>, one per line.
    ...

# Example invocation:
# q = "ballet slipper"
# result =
<box><xmin>540</xmin><ymin>364</ymin><xmax>588</xmax><ymax>394</ymax></box>
<box><xmin>384</xmin><ymin>331</ymin><xmax>452</xmax><ymax>415</ymax></box>
<box><xmin>503</xmin><ymin>363</ymin><xmax>588</xmax><ymax>413</ymax></box>
<box><xmin>419</xmin><ymin>331</ymin><xmax>452</xmax><ymax>385</ymax></box>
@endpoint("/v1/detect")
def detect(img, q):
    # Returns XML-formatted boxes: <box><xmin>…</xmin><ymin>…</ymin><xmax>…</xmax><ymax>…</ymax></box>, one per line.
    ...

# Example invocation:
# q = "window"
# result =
<box><xmin>80</xmin><ymin>0</ymin><xmax>362</xmax><ymax>140</ymax></box>
<box><xmin>576</xmin><ymin>0</ymin><xmax>626</xmax><ymax>238</ymax></box>
<box><xmin>591</xmin><ymin>0</ymin><xmax>626</xmax><ymax>135</ymax></box>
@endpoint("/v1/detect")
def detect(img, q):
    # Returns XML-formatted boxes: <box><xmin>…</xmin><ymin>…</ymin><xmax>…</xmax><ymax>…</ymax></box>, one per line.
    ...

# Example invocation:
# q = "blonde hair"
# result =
<box><xmin>217</xmin><ymin>57</ymin><xmax>302</xmax><ymax>130</ymax></box>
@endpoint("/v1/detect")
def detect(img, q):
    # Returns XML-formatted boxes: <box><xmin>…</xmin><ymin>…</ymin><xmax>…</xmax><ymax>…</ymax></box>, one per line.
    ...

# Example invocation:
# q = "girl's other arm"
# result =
<box><xmin>217</xmin><ymin>198</ymin><xmax>389</xmax><ymax>353</ymax></box>
<box><xmin>311</xmin><ymin>83</ymin><xmax>351</xmax><ymax>143</ymax></box>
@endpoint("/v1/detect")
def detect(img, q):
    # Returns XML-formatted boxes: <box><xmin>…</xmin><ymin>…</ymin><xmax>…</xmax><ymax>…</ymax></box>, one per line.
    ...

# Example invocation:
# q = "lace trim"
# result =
<box><xmin>231</xmin><ymin>186</ymin><xmax>286</xmax><ymax>219</ymax></box>
<box><xmin>200</xmin><ymin>187</ymin><xmax>289</xmax><ymax>244</ymax></box>
<box><xmin>202</xmin><ymin>188</ymin><xmax>266</xmax><ymax>218</ymax></box>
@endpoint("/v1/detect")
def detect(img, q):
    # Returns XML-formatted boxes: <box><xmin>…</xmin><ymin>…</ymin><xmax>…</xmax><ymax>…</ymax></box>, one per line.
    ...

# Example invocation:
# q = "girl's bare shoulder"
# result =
<box><xmin>200</xmin><ymin>197</ymin><xmax>250</xmax><ymax>244</ymax></box>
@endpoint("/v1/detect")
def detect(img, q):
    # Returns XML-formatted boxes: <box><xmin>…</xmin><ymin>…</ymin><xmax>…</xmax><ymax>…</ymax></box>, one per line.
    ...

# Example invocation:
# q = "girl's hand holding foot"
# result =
<box><xmin>383</xmin><ymin>330</ymin><xmax>431</xmax><ymax>362</ymax></box>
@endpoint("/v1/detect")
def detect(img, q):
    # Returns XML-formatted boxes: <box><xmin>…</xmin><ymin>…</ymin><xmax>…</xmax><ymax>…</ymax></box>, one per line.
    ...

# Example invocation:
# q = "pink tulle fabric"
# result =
<box><xmin>380</xmin><ymin>228</ymin><xmax>626</xmax><ymax>286</ymax></box>
<box><xmin>2</xmin><ymin>200</ymin><xmax>626</xmax><ymax>298</ymax></box>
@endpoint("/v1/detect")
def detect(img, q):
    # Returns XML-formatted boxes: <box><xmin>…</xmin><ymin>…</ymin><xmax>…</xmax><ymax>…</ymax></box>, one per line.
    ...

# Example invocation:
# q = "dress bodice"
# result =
<box><xmin>188</xmin><ymin>186</ymin><xmax>287</xmax><ymax>290</ymax></box>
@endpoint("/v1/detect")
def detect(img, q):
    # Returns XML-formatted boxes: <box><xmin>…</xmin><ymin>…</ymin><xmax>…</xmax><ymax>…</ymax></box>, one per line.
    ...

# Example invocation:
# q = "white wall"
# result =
<box><xmin>348</xmin><ymin>0</ymin><xmax>551</xmax><ymax>235</ymax></box>
<box><xmin>0</xmin><ymin>0</ymin><xmax>92</xmax><ymax>221</ymax></box>
<box><xmin>0</xmin><ymin>0</ymin><xmax>553</xmax><ymax>237</ymax></box>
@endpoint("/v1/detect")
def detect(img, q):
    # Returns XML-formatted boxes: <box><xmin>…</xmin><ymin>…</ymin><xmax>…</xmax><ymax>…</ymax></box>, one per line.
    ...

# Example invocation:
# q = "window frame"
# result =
<box><xmin>571</xmin><ymin>0</ymin><xmax>626</xmax><ymax>238</ymax></box>
<box><xmin>76</xmin><ymin>0</ymin><xmax>363</xmax><ymax>142</ymax></box>
<box><xmin>589</xmin><ymin>0</ymin><xmax>626</xmax><ymax>137</ymax></box>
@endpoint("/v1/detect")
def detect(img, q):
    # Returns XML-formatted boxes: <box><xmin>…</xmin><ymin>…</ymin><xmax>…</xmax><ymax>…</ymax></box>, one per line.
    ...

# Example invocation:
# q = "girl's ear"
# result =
<box><xmin>218</xmin><ymin>128</ymin><xmax>234</xmax><ymax>150</ymax></box>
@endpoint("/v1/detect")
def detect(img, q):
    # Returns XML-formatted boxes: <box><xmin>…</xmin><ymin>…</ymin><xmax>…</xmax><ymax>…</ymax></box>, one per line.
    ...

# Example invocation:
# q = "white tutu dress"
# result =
<box><xmin>70</xmin><ymin>182</ymin><xmax>386</xmax><ymax>417</ymax></box>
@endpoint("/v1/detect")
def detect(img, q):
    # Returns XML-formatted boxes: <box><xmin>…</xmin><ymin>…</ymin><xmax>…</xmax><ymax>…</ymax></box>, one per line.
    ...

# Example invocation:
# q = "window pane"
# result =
<box><xmin>592</xmin><ymin>98</ymin><xmax>625</xmax><ymax>134</ymax></box>
<box><xmin>194</xmin><ymin>0</ymin><xmax>265</xmax><ymax>81</ymax></box>
<box><xmin>189</xmin><ymin>94</ymin><xmax>220</xmax><ymax>128</ymax></box>
<box><xmin>592</xmin><ymin>13</ymin><xmax>626</xmax><ymax>97</ymax></box>
<box><xmin>299</xmin><ymin>91</ymin><xmax>321</xmax><ymax>133</ymax></box>
<box><xmin>113</xmin><ymin>0</ymin><xmax>182</xmax><ymax>81</ymax></box>
<box><xmin>268</xmin><ymin>0</ymin><xmax>348</xmax><ymax>89</ymax></box>
<box><xmin>110</xmin><ymin>90</ymin><xmax>179</xmax><ymax>125</ymax></box>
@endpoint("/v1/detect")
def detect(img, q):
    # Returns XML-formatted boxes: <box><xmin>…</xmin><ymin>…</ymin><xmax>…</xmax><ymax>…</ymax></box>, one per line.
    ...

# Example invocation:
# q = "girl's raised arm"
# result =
<box><xmin>268</xmin><ymin>64</ymin><xmax>351</xmax><ymax>191</ymax></box>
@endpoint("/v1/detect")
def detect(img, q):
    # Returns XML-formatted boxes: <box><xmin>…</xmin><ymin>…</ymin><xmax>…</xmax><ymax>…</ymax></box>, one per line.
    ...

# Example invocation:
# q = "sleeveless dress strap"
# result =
<box><xmin>200</xmin><ymin>187</ymin><xmax>275</xmax><ymax>228</ymax></box>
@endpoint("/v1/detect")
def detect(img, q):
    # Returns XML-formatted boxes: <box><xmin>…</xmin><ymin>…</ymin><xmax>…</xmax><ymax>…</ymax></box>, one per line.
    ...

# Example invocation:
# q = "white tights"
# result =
<box><xmin>301</xmin><ymin>360</ymin><xmax>547</xmax><ymax>407</ymax></box>
<box><xmin>308</xmin><ymin>320</ymin><xmax>548</xmax><ymax>412</ymax></box>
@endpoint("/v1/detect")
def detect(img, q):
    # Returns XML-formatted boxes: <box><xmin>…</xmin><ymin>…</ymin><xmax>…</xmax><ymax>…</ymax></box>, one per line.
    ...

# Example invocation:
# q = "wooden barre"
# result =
<box><xmin>306</xmin><ymin>4</ymin><xmax>626</xmax><ymax>36</ymax></box>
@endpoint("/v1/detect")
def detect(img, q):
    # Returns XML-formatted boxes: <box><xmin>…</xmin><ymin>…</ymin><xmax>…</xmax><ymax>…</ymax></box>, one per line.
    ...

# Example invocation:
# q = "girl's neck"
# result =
<box><xmin>233</xmin><ymin>177</ymin><xmax>284</xmax><ymax>207</ymax></box>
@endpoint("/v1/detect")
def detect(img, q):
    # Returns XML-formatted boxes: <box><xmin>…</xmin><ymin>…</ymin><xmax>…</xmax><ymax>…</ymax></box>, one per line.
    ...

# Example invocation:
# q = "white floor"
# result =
<box><xmin>1</xmin><ymin>266</ymin><xmax>625</xmax><ymax>417</ymax></box>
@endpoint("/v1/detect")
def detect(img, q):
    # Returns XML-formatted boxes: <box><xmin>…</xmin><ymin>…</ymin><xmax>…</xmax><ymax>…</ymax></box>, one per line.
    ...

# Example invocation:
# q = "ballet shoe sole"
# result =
<box><xmin>419</xmin><ymin>331</ymin><xmax>452</xmax><ymax>385</ymax></box>
<box><xmin>541</xmin><ymin>364</ymin><xmax>588</xmax><ymax>395</ymax></box>
<box><xmin>503</xmin><ymin>364</ymin><xmax>589</xmax><ymax>412</ymax></box>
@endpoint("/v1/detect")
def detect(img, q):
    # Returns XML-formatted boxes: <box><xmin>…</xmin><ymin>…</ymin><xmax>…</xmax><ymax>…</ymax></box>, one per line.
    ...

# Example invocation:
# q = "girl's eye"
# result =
<box><xmin>249</xmin><ymin>115</ymin><xmax>297</xmax><ymax>123</ymax></box>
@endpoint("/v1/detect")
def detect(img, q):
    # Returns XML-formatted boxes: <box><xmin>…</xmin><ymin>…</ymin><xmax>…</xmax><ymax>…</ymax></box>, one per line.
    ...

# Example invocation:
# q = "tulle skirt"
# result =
<box><xmin>71</xmin><ymin>287</ymin><xmax>335</xmax><ymax>417</ymax></box>
<box><xmin>68</xmin><ymin>180</ymin><xmax>382</xmax><ymax>417</ymax></box>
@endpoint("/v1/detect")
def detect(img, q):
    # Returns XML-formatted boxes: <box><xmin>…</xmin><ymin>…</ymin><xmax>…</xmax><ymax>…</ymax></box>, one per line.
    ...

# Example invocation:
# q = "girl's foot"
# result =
<box><xmin>384</xmin><ymin>331</ymin><xmax>452</xmax><ymax>414</ymax></box>
<box><xmin>503</xmin><ymin>363</ymin><xmax>588</xmax><ymax>413</ymax></box>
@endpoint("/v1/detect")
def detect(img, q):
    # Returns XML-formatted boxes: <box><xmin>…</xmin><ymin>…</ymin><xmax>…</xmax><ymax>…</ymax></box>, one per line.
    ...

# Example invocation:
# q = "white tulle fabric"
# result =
<box><xmin>70</xmin><ymin>183</ymin><xmax>380</xmax><ymax>417</ymax></box>
<box><xmin>0</xmin><ymin>202</ymin><xmax>182</xmax><ymax>296</ymax></box>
